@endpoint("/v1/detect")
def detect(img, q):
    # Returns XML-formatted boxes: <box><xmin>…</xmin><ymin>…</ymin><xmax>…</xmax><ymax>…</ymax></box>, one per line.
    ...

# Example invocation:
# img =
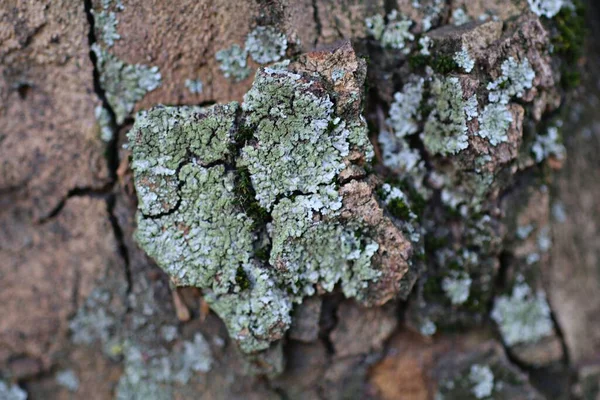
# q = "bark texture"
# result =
<box><xmin>1</xmin><ymin>0</ymin><xmax>598</xmax><ymax>399</ymax></box>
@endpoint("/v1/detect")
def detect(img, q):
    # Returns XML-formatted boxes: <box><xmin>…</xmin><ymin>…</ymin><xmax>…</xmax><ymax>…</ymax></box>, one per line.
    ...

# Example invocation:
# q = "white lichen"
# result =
<box><xmin>442</xmin><ymin>271</ymin><xmax>472</xmax><ymax>305</ymax></box>
<box><xmin>528</xmin><ymin>0</ymin><xmax>566</xmax><ymax>18</ymax></box>
<box><xmin>477</xmin><ymin>104</ymin><xmax>512</xmax><ymax>146</ymax></box>
<box><xmin>245</xmin><ymin>26</ymin><xmax>288</xmax><ymax>64</ymax></box>
<box><xmin>419</xmin><ymin>36</ymin><xmax>432</xmax><ymax>56</ymax></box>
<box><xmin>365</xmin><ymin>14</ymin><xmax>385</xmax><ymax>40</ymax></box>
<box><xmin>93</xmin><ymin>10</ymin><xmax>121</xmax><ymax>47</ymax></box>
<box><xmin>216</xmin><ymin>44</ymin><xmax>250</xmax><ymax>82</ymax></box>
<box><xmin>532</xmin><ymin>126</ymin><xmax>566</xmax><ymax>162</ymax></box>
<box><xmin>469</xmin><ymin>364</ymin><xmax>495</xmax><ymax>399</ymax></box>
<box><xmin>420</xmin><ymin>318</ymin><xmax>437</xmax><ymax>336</ymax></box>
<box><xmin>491</xmin><ymin>280</ymin><xmax>554</xmax><ymax>346</ymax></box>
<box><xmin>0</xmin><ymin>381</ymin><xmax>27</xmax><ymax>400</ymax></box>
<box><xmin>487</xmin><ymin>57</ymin><xmax>536</xmax><ymax>105</ymax></box>
<box><xmin>95</xmin><ymin>105</ymin><xmax>113</xmax><ymax>142</ymax></box>
<box><xmin>465</xmin><ymin>95</ymin><xmax>479</xmax><ymax>121</ymax></box>
<box><xmin>185</xmin><ymin>78</ymin><xmax>203</xmax><ymax>94</ymax></box>
<box><xmin>92</xmin><ymin>44</ymin><xmax>161</xmax><ymax>124</ymax></box>
<box><xmin>387</xmin><ymin>77</ymin><xmax>424</xmax><ymax>137</ymax></box>
<box><xmin>56</xmin><ymin>369</ymin><xmax>80</xmax><ymax>392</ymax></box>
<box><xmin>454</xmin><ymin>47</ymin><xmax>475</xmax><ymax>73</ymax></box>
<box><xmin>381</xmin><ymin>12</ymin><xmax>415</xmax><ymax>53</ymax></box>
<box><xmin>452</xmin><ymin>8</ymin><xmax>471</xmax><ymax>26</ymax></box>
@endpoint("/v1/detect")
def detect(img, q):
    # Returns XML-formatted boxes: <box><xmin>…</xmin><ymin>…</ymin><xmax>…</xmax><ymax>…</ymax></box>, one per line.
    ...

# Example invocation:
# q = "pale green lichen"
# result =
<box><xmin>95</xmin><ymin>105</ymin><xmax>113</xmax><ymax>142</ymax></box>
<box><xmin>215</xmin><ymin>44</ymin><xmax>251</xmax><ymax>82</ymax></box>
<box><xmin>420</xmin><ymin>318</ymin><xmax>437</xmax><ymax>336</ymax></box>
<box><xmin>477</xmin><ymin>104</ymin><xmax>512</xmax><ymax>146</ymax></box>
<box><xmin>422</xmin><ymin>76</ymin><xmax>470</xmax><ymax>156</ymax></box>
<box><xmin>491</xmin><ymin>280</ymin><xmax>554</xmax><ymax>346</ymax></box>
<box><xmin>452</xmin><ymin>8</ymin><xmax>471</xmax><ymax>26</ymax></box>
<box><xmin>381</xmin><ymin>11</ymin><xmax>415</xmax><ymax>53</ymax></box>
<box><xmin>0</xmin><ymin>381</ymin><xmax>26</xmax><ymax>400</ymax></box>
<box><xmin>442</xmin><ymin>271</ymin><xmax>472</xmax><ymax>305</ymax></box>
<box><xmin>454</xmin><ymin>47</ymin><xmax>475</xmax><ymax>73</ymax></box>
<box><xmin>245</xmin><ymin>26</ymin><xmax>288</xmax><ymax>64</ymax></box>
<box><xmin>465</xmin><ymin>95</ymin><xmax>479</xmax><ymax>121</ymax></box>
<box><xmin>93</xmin><ymin>10</ymin><xmax>120</xmax><ymax>46</ymax></box>
<box><xmin>365</xmin><ymin>14</ymin><xmax>385</xmax><ymax>40</ymax></box>
<box><xmin>528</xmin><ymin>0</ymin><xmax>567</xmax><ymax>18</ymax></box>
<box><xmin>469</xmin><ymin>364</ymin><xmax>495</xmax><ymax>399</ymax></box>
<box><xmin>241</xmin><ymin>67</ymin><xmax>348</xmax><ymax>210</ymax></box>
<box><xmin>130</xmin><ymin>62</ymin><xmax>388</xmax><ymax>353</ymax></box>
<box><xmin>487</xmin><ymin>57</ymin><xmax>536</xmax><ymax>105</ymax></box>
<box><xmin>115</xmin><ymin>334</ymin><xmax>213</xmax><ymax>399</ymax></box>
<box><xmin>270</xmin><ymin>195</ymin><xmax>380</xmax><ymax>303</ymax></box>
<box><xmin>184</xmin><ymin>78</ymin><xmax>203</xmax><ymax>94</ymax></box>
<box><xmin>55</xmin><ymin>369</ymin><xmax>80</xmax><ymax>392</ymax></box>
<box><xmin>419</xmin><ymin>36</ymin><xmax>432</xmax><ymax>56</ymax></box>
<box><xmin>532</xmin><ymin>126</ymin><xmax>566</xmax><ymax>162</ymax></box>
<box><xmin>387</xmin><ymin>77</ymin><xmax>424</xmax><ymax>137</ymax></box>
<box><xmin>92</xmin><ymin>44</ymin><xmax>161</xmax><ymax>124</ymax></box>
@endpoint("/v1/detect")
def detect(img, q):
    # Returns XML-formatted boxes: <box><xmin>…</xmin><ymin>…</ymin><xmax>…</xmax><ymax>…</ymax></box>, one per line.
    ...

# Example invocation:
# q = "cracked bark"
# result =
<box><xmin>0</xmin><ymin>0</ymin><xmax>598</xmax><ymax>399</ymax></box>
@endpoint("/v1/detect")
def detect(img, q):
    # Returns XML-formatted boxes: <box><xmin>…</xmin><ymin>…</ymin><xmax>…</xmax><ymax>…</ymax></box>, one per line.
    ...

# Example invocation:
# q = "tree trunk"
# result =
<box><xmin>1</xmin><ymin>0</ymin><xmax>598</xmax><ymax>399</ymax></box>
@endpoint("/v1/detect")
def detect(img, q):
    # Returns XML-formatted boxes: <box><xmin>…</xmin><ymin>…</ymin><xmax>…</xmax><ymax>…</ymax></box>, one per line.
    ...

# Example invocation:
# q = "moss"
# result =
<box><xmin>551</xmin><ymin>1</ymin><xmax>586</xmax><ymax>89</ymax></box>
<box><xmin>235</xmin><ymin>266</ymin><xmax>251</xmax><ymax>290</ymax></box>
<box><xmin>408</xmin><ymin>54</ymin><xmax>431</xmax><ymax>70</ymax></box>
<box><xmin>431</xmin><ymin>55</ymin><xmax>459</xmax><ymax>74</ymax></box>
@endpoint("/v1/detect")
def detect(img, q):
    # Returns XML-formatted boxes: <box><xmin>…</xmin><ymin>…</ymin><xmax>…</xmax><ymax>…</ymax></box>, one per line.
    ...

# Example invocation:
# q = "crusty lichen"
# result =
<box><xmin>92</xmin><ymin>44</ymin><xmax>162</xmax><ymax>124</ymax></box>
<box><xmin>129</xmin><ymin>53</ymin><xmax>415</xmax><ymax>354</ymax></box>
<box><xmin>240</xmin><ymin>67</ymin><xmax>348</xmax><ymax>210</ymax></box>
<box><xmin>469</xmin><ymin>364</ymin><xmax>495</xmax><ymax>399</ymax></box>
<box><xmin>184</xmin><ymin>78</ymin><xmax>203</xmax><ymax>94</ymax></box>
<box><xmin>532</xmin><ymin>126</ymin><xmax>566</xmax><ymax>162</ymax></box>
<box><xmin>487</xmin><ymin>57</ymin><xmax>536</xmax><ymax>105</ymax></box>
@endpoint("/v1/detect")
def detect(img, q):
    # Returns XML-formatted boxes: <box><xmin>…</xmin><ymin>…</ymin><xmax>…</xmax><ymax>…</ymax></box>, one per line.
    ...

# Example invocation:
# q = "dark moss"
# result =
<box><xmin>408</xmin><ymin>54</ymin><xmax>431</xmax><ymax>70</ymax></box>
<box><xmin>431</xmin><ymin>55</ymin><xmax>459</xmax><ymax>75</ymax></box>
<box><xmin>233</xmin><ymin>167</ymin><xmax>270</xmax><ymax>231</ymax></box>
<box><xmin>235</xmin><ymin>266</ymin><xmax>251</xmax><ymax>290</ymax></box>
<box><xmin>551</xmin><ymin>1</ymin><xmax>586</xmax><ymax>89</ymax></box>
<box><xmin>387</xmin><ymin>198</ymin><xmax>411</xmax><ymax>220</ymax></box>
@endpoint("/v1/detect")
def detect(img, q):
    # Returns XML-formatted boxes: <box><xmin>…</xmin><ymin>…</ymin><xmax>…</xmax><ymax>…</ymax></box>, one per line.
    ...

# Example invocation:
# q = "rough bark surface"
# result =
<box><xmin>1</xmin><ymin>0</ymin><xmax>598</xmax><ymax>399</ymax></box>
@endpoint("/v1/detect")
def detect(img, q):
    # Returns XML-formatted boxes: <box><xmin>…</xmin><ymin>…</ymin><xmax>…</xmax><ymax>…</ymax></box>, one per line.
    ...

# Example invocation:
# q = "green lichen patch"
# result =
<box><xmin>422</xmin><ymin>76</ymin><xmax>470</xmax><ymax>156</ymax></box>
<box><xmin>128</xmin><ymin>104</ymin><xmax>238</xmax><ymax>216</ymax></box>
<box><xmin>129</xmin><ymin>49</ymin><xmax>416</xmax><ymax>354</ymax></box>
<box><xmin>240</xmin><ymin>67</ymin><xmax>348</xmax><ymax>210</ymax></box>
<box><xmin>93</xmin><ymin>44</ymin><xmax>162</xmax><ymax>124</ymax></box>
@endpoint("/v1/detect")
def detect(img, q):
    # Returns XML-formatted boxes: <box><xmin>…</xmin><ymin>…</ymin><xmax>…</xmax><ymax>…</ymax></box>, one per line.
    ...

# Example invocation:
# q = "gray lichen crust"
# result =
<box><xmin>130</xmin><ymin>45</ymin><xmax>416</xmax><ymax>353</ymax></box>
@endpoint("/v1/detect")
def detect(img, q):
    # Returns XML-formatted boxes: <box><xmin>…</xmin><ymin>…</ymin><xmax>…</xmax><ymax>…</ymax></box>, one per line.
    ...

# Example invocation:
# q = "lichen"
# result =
<box><xmin>452</xmin><ymin>8</ymin><xmax>471</xmax><ymax>26</ymax></box>
<box><xmin>381</xmin><ymin>11</ymin><xmax>415</xmax><ymax>53</ymax></box>
<box><xmin>528</xmin><ymin>0</ymin><xmax>567</xmax><ymax>18</ymax></box>
<box><xmin>93</xmin><ymin>10</ymin><xmax>120</xmax><ymax>46</ymax></box>
<box><xmin>454</xmin><ymin>47</ymin><xmax>475</xmax><ymax>73</ymax></box>
<box><xmin>245</xmin><ymin>26</ymin><xmax>288</xmax><ymax>64</ymax></box>
<box><xmin>387</xmin><ymin>77</ymin><xmax>424</xmax><ymax>137</ymax></box>
<box><xmin>442</xmin><ymin>271</ymin><xmax>472</xmax><ymax>305</ymax></box>
<box><xmin>365</xmin><ymin>14</ymin><xmax>385</xmax><ymax>40</ymax></box>
<box><xmin>55</xmin><ymin>369</ymin><xmax>80</xmax><ymax>392</ymax></box>
<box><xmin>92</xmin><ymin>44</ymin><xmax>161</xmax><ymax>124</ymax></box>
<box><xmin>420</xmin><ymin>318</ymin><xmax>437</xmax><ymax>336</ymax></box>
<box><xmin>419</xmin><ymin>36</ymin><xmax>432</xmax><ymax>56</ymax></box>
<box><xmin>491</xmin><ymin>280</ymin><xmax>554</xmax><ymax>346</ymax></box>
<box><xmin>0</xmin><ymin>381</ymin><xmax>26</xmax><ymax>400</ymax></box>
<box><xmin>487</xmin><ymin>57</ymin><xmax>536</xmax><ymax>105</ymax></box>
<box><xmin>184</xmin><ymin>79</ymin><xmax>203</xmax><ymax>94</ymax></box>
<box><xmin>477</xmin><ymin>104</ymin><xmax>512</xmax><ymax>146</ymax></box>
<box><xmin>129</xmin><ymin>58</ymin><xmax>399</xmax><ymax>354</ymax></box>
<box><xmin>422</xmin><ymin>76</ymin><xmax>470</xmax><ymax>156</ymax></box>
<box><xmin>215</xmin><ymin>44</ymin><xmax>251</xmax><ymax>82</ymax></box>
<box><xmin>95</xmin><ymin>105</ymin><xmax>113</xmax><ymax>142</ymax></box>
<box><xmin>240</xmin><ymin>67</ymin><xmax>348</xmax><ymax>210</ymax></box>
<box><xmin>532</xmin><ymin>126</ymin><xmax>566</xmax><ymax>162</ymax></box>
<box><xmin>469</xmin><ymin>364</ymin><xmax>495</xmax><ymax>399</ymax></box>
